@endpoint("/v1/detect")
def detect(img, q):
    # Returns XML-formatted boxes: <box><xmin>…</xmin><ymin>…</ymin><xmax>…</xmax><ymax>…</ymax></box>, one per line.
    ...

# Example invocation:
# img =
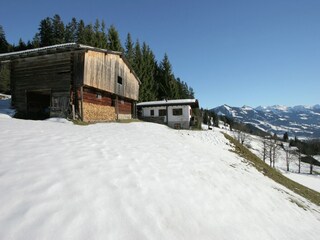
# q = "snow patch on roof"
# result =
<box><xmin>137</xmin><ymin>99</ymin><xmax>198</xmax><ymax>107</ymax></box>
<box><xmin>0</xmin><ymin>43</ymin><xmax>122</xmax><ymax>59</ymax></box>
<box><xmin>0</xmin><ymin>43</ymin><xmax>78</xmax><ymax>58</ymax></box>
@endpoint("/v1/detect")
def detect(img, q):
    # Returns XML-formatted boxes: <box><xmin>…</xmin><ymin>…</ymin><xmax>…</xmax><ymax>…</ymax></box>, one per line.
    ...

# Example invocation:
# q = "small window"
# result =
<box><xmin>117</xmin><ymin>76</ymin><xmax>123</xmax><ymax>85</ymax></box>
<box><xmin>52</xmin><ymin>97</ymin><xmax>59</xmax><ymax>109</ymax></box>
<box><xmin>150</xmin><ymin>109</ymin><xmax>154</xmax><ymax>116</ymax></box>
<box><xmin>159</xmin><ymin>109</ymin><xmax>167</xmax><ymax>116</ymax></box>
<box><xmin>51</xmin><ymin>96</ymin><xmax>68</xmax><ymax>110</ymax></box>
<box><xmin>172</xmin><ymin>108</ymin><xmax>183</xmax><ymax>116</ymax></box>
<box><xmin>96</xmin><ymin>93</ymin><xmax>102</xmax><ymax>99</ymax></box>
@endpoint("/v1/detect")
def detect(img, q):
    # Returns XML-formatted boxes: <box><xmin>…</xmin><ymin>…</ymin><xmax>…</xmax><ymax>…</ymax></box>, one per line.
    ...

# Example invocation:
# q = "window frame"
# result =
<box><xmin>117</xmin><ymin>76</ymin><xmax>123</xmax><ymax>85</ymax></box>
<box><xmin>172</xmin><ymin>108</ymin><xmax>183</xmax><ymax>116</ymax></box>
<box><xmin>159</xmin><ymin>109</ymin><xmax>167</xmax><ymax>116</ymax></box>
<box><xmin>96</xmin><ymin>93</ymin><xmax>102</xmax><ymax>99</ymax></box>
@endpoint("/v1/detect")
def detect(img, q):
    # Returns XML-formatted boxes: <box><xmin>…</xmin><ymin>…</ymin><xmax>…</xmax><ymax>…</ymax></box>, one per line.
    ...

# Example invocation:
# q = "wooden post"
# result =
<box><xmin>25</xmin><ymin>90</ymin><xmax>28</xmax><ymax>117</ymax></box>
<box><xmin>132</xmin><ymin>101</ymin><xmax>137</xmax><ymax>119</ymax></box>
<box><xmin>116</xmin><ymin>95</ymin><xmax>119</xmax><ymax>120</ymax></box>
<box><xmin>166</xmin><ymin>106</ymin><xmax>169</xmax><ymax>125</ymax></box>
<box><xmin>80</xmin><ymin>86</ymin><xmax>84</xmax><ymax>121</ymax></box>
<box><xmin>72</xmin><ymin>104</ymin><xmax>75</xmax><ymax>120</ymax></box>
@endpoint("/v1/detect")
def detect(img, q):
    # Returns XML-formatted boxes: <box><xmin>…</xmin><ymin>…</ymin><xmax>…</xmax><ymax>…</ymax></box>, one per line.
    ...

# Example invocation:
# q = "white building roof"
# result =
<box><xmin>137</xmin><ymin>99</ymin><xmax>199</xmax><ymax>108</ymax></box>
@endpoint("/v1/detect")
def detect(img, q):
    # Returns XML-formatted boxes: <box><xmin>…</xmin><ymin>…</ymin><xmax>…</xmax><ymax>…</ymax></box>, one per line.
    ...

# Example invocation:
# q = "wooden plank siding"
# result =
<box><xmin>83</xmin><ymin>51</ymin><xmax>139</xmax><ymax>101</ymax></box>
<box><xmin>11</xmin><ymin>52</ymin><xmax>72</xmax><ymax>114</ymax></box>
<box><xmin>82</xmin><ymin>86</ymin><xmax>132</xmax><ymax>115</ymax></box>
<box><xmin>83</xmin><ymin>87</ymin><xmax>113</xmax><ymax>106</ymax></box>
<box><xmin>118</xmin><ymin>100</ymin><xmax>132</xmax><ymax>115</ymax></box>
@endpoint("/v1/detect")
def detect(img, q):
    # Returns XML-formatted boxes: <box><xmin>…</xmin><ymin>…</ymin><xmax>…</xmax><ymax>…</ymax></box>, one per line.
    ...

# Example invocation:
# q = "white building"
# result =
<box><xmin>137</xmin><ymin>99</ymin><xmax>199</xmax><ymax>129</ymax></box>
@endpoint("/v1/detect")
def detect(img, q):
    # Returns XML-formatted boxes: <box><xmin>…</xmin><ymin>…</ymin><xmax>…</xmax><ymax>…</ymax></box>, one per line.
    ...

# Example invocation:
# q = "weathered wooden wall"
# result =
<box><xmin>82</xmin><ymin>86</ymin><xmax>132</xmax><ymax>121</ymax></box>
<box><xmin>11</xmin><ymin>52</ymin><xmax>72</xmax><ymax>114</ymax></box>
<box><xmin>118</xmin><ymin>99</ymin><xmax>132</xmax><ymax>115</ymax></box>
<box><xmin>83</xmin><ymin>87</ymin><xmax>113</xmax><ymax>106</ymax></box>
<box><xmin>83</xmin><ymin>51</ymin><xmax>139</xmax><ymax>101</ymax></box>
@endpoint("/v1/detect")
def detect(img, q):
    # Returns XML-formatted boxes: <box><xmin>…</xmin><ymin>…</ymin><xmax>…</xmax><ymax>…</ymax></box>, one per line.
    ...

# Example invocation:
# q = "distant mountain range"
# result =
<box><xmin>211</xmin><ymin>104</ymin><xmax>320</xmax><ymax>139</ymax></box>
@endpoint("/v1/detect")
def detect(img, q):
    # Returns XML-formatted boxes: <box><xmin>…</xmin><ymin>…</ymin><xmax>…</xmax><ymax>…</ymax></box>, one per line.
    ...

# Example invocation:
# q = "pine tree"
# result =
<box><xmin>202</xmin><ymin>110</ymin><xmax>208</xmax><ymax>124</ymax></box>
<box><xmin>39</xmin><ymin>17</ymin><xmax>54</xmax><ymax>46</ymax></box>
<box><xmin>16</xmin><ymin>38</ymin><xmax>27</xmax><ymax>51</ymax></box>
<box><xmin>133</xmin><ymin>40</ymin><xmax>142</xmax><ymax>77</ymax></box>
<box><xmin>0</xmin><ymin>25</ymin><xmax>9</xmax><ymax>53</ymax></box>
<box><xmin>139</xmin><ymin>42</ymin><xmax>157</xmax><ymax>101</ymax></box>
<box><xmin>107</xmin><ymin>25</ymin><xmax>123</xmax><ymax>51</ymax></box>
<box><xmin>52</xmin><ymin>14</ymin><xmax>65</xmax><ymax>44</ymax></box>
<box><xmin>99</xmin><ymin>20</ymin><xmax>108</xmax><ymax>48</ymax></box>
<box><xmin>32</xmin><ymin>33</ymin><xmax>41</xmax><ymax>48</ymax></box>
<box><xmin>124</xmin><ymin>33</ymin><xmax>134</xmax><ymax>66</ymax></box>
<box><xmin>65</xmin><ymin>17</ymin><xmax>78</xmax><ymax>43</ymax></box>
<box><xmin>26</xmin><ymin>40</ymin><xmax>33</xmax><ymax>49</ymax></box>
<box><xmin>91</xmin><ymin>19</ymin><xmax>107</xmax><ymax>48</ymax></box>
<box><xmin>93</xmin><ymin>19</ymin><xmax>108</xmax><ymax>49</ymax></box>
<box><xmin>83</xmin><ymin>23</ymin><xmax>95</xmax><ymax>46</ymax></box>
<box><xmin>181</xmin><ymin>81</ymin><xmax>190</xmax><ymax>98</ymax></box>
<box><xmin>158</xmin><ymin>53</ymin><xmax>175</xmax><ymax>99</ymax></box>
<box><xmin>188</xmin><ymin>86</ymin><xmax>195</xmax><ymax>99</ymax></box>
<box><xmin>93</xmin><ymin>19</ymin><xmax>101</xmax><ymax>47</ymax></box>
<box><xmin>76</xmin><ymin>20</ymin><xmax>86</xmax><ymax>44</ymax></box>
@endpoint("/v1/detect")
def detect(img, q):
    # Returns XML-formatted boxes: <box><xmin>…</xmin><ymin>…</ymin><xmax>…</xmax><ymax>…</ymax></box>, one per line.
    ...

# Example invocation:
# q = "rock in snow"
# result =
<box><xmin>0</xmin><ymin>117</ymin><xmax>320</xmax><ymax>240</ymax></box>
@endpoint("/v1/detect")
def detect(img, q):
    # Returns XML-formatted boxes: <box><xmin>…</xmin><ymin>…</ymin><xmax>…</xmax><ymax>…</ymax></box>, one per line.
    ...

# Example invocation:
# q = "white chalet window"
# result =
<box><xmin>159</xmin><ymin>109</ymin><xmax>167</xmax><ymax>116</ymax></box>
<box><xmin>172</xmin><ymin>108</ymin><xmax>183</xmax><ymax>116</ymax></box>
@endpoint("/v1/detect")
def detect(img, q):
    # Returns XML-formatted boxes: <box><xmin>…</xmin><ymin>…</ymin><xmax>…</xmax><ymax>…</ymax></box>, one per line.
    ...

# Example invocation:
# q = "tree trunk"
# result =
<box><xmin>272</xmin><ymin>145</ymin><xmax>276</xmax><ymax>168</ymax></box>
<box><xmin>262</xmin><ymin>140</ymin><xmax>266</xmax><ymax>163</ymax></box>
<box><xmin>286</xmin><ymin>150</ymin><xmax>289</xmax><ymax>172</ymax></box>
<box><xmin>310</xmin><ymin>158</ymin><xmax>313</xmax><ymax>174</ymax></box>
<box><xmin>269</xmin><ymin>146</ymin><xmax>272</xmax><ymax>167</ymax></box>
<box><xmin>298</xmin><ymin>151</ymin><xmax>301</xmax><ymax>174</ymax></box>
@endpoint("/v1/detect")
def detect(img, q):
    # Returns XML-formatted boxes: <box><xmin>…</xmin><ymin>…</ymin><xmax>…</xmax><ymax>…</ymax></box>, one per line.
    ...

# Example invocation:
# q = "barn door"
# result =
<box><xmin>26</xmin><ymin>90</ymin><xmax>51</xmax><ymax>120</ymax></box>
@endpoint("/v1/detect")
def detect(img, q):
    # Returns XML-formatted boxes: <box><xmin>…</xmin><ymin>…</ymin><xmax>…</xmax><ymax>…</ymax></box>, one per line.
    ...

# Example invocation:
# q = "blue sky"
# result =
<box><xmin>1</xmin><ymin>0</ymin><xmax>319</xmax><ymax>108</ymax></box>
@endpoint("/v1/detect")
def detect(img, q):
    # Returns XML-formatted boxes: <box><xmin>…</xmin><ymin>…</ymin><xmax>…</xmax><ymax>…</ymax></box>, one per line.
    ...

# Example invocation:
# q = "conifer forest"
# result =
<box><xmin>0</xmin><ymin>15</ymin><xmax>195</xmax><ymax>101</ymax></box>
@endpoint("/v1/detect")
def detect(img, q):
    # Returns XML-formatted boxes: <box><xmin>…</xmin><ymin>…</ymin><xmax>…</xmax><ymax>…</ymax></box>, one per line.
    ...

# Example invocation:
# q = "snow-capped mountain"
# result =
<box><xmin>211</xmin><ymin>104</ymin><xmax>320</xmax><ymax>139</ymax></box>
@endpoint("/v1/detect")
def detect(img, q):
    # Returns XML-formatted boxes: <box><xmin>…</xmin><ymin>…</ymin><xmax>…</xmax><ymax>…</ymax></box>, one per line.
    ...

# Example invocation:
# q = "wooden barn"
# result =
<box><xmin>0</xmin><ymin>43</ymin><xmax>140</xmax><ymax>121</ymax></box>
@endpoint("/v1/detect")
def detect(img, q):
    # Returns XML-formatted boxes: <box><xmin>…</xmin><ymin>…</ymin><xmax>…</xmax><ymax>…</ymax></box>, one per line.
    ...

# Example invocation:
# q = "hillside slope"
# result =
<box><xmin>0</xmin><ymin>116</ymin><xmax>320</xmax><ymax>239</ymax></box>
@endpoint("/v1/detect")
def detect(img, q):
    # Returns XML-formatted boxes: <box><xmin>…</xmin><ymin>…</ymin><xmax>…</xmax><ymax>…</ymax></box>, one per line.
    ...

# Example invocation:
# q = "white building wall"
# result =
<box><xmin>142</xmin><ymin>106</ymin><xmax>166</xmax><ymax>117</ymax></box>
<box><xmin>141</xmin><ymin>105</ymin><xmax>191</xmax><ymax>129</ymax></box>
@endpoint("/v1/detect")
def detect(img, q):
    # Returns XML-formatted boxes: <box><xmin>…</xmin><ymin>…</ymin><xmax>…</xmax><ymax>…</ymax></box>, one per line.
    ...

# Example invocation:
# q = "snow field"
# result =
<box><xmin>0</xmin><ymin>117</ymin><xmax>320</xmax><ymax>240</ymax></box>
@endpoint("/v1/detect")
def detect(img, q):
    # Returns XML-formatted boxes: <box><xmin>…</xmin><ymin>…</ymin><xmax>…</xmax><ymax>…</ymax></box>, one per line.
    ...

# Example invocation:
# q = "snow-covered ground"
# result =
<box><xmin>0</xmin><ymin>94</ymin><xmax>15</xmax><ymax>117</ymax></box>
<box><xmin>1</xmin><ymin>105</ymin><xmax>320</xmax><ymax>239</ymax></box>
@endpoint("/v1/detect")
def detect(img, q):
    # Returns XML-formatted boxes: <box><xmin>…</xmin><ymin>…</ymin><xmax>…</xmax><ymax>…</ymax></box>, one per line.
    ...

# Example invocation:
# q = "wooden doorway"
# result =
<box><xmin>26</xmin><ymin>90</ymin><xmax>51</xmax><ymax>120</ymax></box>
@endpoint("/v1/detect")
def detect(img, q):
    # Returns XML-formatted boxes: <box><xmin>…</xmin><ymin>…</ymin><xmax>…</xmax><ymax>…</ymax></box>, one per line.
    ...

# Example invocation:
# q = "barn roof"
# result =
<box><xmin>137</xmin><ymin>99</ymin><xmax>199</xmax><ymax>108</ymax></box>
<box><xmin>0</xmin><ymin>43</ymin><xmax>125</xmax><ymax>59</ymax></box>
<box><xmin>0</xmin><ymin>43</ymin><xmax>141</xmax><ymax>84</ymax></box>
